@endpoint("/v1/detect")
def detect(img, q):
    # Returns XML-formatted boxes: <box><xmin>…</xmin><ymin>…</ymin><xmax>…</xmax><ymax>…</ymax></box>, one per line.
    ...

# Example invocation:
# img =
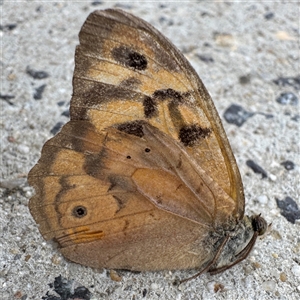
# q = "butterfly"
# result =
<box><xmin>28</xmin><ymin>9</ymin><xmax>267</xmax><ymax>282</ymax></box>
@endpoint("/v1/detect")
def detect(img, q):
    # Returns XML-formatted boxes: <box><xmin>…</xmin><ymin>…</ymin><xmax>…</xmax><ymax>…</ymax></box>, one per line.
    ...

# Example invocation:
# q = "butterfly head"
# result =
<box><xmin>251</xmin><ymin>214</ymin><xmax>268</xmax><ymax>236</ymax></box>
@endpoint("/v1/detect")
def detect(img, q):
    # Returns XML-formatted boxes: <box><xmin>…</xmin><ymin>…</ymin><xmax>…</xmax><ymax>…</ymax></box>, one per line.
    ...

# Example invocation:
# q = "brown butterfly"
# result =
<box><xmin>28</xmin><ymin>9</ymin><xmax>267</xmax><ymax>282</ymax></box>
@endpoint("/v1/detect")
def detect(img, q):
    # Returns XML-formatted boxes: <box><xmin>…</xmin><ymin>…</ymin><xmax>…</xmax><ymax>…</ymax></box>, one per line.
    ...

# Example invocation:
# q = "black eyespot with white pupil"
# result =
<box><xmin>73</xmin><ymin>206</ymin><xmax>87</xmax><ymax>218</ymax></box>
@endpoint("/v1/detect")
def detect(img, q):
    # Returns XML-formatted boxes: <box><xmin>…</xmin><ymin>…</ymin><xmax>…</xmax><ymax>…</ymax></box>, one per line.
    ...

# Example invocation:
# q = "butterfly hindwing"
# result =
<box><xmin>29</xmin><ymin>120</ymin><xmax>218</xmax><ymax>270</ymax></box>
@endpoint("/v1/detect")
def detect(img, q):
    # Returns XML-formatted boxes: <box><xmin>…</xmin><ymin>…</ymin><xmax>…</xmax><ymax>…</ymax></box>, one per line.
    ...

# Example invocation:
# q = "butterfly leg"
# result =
<box><xmin>178</xmin><ymin>235</ymin><xmax>230</xmax><ymax>284</ymax></box>
<box><xmin>208</xmin><ymin>231</ymin><xmax>259</xmax><ymax>275</ymax></box>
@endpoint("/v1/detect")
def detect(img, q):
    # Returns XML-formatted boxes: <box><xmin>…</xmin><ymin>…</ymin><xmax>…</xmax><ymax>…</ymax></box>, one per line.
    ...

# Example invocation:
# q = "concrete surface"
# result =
<box><xmin>1</xmin><ymin>1</ymin><xmax>299</xmax><ymax>299</ymax></box>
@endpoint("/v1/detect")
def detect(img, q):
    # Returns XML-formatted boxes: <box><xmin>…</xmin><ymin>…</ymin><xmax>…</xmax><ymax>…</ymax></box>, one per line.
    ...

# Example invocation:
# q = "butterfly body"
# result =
<box><xmin>28</xmin><ymin>9</ymin><xmax>266</xmax><ymax>277</ymax></box>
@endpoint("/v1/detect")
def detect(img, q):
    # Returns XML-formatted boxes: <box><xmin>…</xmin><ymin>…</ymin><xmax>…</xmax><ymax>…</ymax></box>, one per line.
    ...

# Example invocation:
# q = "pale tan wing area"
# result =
<box><xmin>28</xmin><ymin>121</ymin><xmax>218</xmax><ymax>270</ymax></box>
<box><xmin>71</xmin><ymin>9</ymin><xmax>244</xmax><ymax>219</ymax></box>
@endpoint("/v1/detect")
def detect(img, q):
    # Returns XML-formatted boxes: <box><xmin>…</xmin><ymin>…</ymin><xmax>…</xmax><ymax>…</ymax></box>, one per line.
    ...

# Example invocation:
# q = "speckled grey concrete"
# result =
<box><xmin>1</xmin><ymin>1</ymin><xmax>299</xmax><ymax>299</ymax></box>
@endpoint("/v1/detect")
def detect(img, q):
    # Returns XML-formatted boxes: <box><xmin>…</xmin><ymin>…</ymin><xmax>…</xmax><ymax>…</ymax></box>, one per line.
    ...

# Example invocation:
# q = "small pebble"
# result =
<box><xmin>243</xmin><ymin>266</ymin><xmax>253</xmax><ymax>275</ymax></box>
<box><xmin>14</xmin><ymin>291</ymin><xmax>23</xmax><ymax>298</ymax></box>
<box><xmin>280</xmin><ymin>272</ymin><xmax>287</xmax><ymax>282</ymax></box>
<box><xmin>223</xmin><ymin>104</ymin><xmax>254</xmax><ymax>127</ymax></box>
<box><xmin>239</xmin><ymin>74</ymin><xmax>251</xmax><ymax>84</ymax></box>
<box><xmin>214</xmin><ymin>283</ymin><xmax>225</xmax><ymax>293</ymax></box>
<box><xmin>51</xmin><ymin>254</ymin><xmax>62</xmax><ymax>265</ymax></box>
<box><xmin>196</xmin><ymin>54</ymin><xmax>214</xmax><ymax>63</ymax></box>
<box><xmin>273</xmin><ymin>76</ymin><xmax>300</xmax><ymax>90</ymax></box>
<box><xmin>0</xmin><ymin>94</ymin><xmax>14</xmax><ymax>105</ymax></box>
<box><xmin>281</xmin><ymin>160</ymin><xmax>295</xmax><ymax>171</ymax></box>
<box><xmin>110</xmin><ymin>270</ymin><xmax>122</xmax><ymax>282</ymax></box>
<box><xmin>262</xmin><ymin>280</ymin><xmax>276</xmax><ymax>292</ymax></box>
<box><xmin>264</xmin><ymin>12</ymin><xmax>274</xmax><ymax>20</ymax></box>
<box><xmin>23</xmin><ymin>186</ymin><xmax>32</xmax><ymax>192</ymax></box>
<box><xmin>1</xmin><ymin>23</ymin><xmax>17</xmax><ymax>31</ymax></box>
<box><xmin>57</xmin><ymin>101</ymin><xmax>66</xmax><ymax>106</ymax></box>
<box><xmin>252</xmin><ymin>262</ymin><xmax>261</xmax><ymax>269</ymax></box>
<box><xmin>25</xmin><ymin>254</ymin><xmax>31</xmax><ymax>262</ymax></box>
<box><xmin>0</xmin><ymin>178</ymin><xmax>26</xmax><ymax>190</ymax></box>
<box><xmin>246</xmin><ymin>160</ymin><xmax>268</xmax><ymax>178</ymax></box>
<box><xmin>276</xmin><ymin>197</ymin><xmax>300</xmax><ymax>224</ymax></box>
<box><xmin>269</xmin><ymin>174</ymin><xmax>277</xmax><ymax>181</ymax></box>
<box><xmin>26</xmin><ymin>66</ymin><xmax>49</xmax><ymax>79</ymax></box>
<box><xmin>276</xmin><ymin>92</ymin><xmax>298</xmax><ymax>106</ymax></box>
<box><xmin>142</xmin><ymin>289</ymin><xmax>147</xmax><ymax>297</ymax></box>
<box><xmin>50</xmin><ymin>122</ymin><xmax>64</xmax><ymax>135</ymax></box>
<box><xmin>34</xmin><ymin>84</ymin><xmax>46</xmax><ymax>100</ymax></box>
<box><xmin>91</xmin><ymin>1</ymin><xmax>103</xmax><ymax>6</ymax></box>
<box><xmin>18</xmin><ymin>144</ymin><xmax>30</xmax><ymax>154</ymax></box>
<box><xmin>291</xmin><ymin>265</ymin><xmax>300</xmax><ymax>277</ymax></box>
<box><xmin>257</xmin><ymin>195</ymin><xmax>268</xmax><ymax>205</ymax></box>
<box><xmin>61</xmin><ymin>110</ymin><xmax>70</xmax><ymax>117</ymax></box>
<box><xmin>25</xmin><ymin>190</ymin><xmax>33</xmax><ymax>198</ymax></box>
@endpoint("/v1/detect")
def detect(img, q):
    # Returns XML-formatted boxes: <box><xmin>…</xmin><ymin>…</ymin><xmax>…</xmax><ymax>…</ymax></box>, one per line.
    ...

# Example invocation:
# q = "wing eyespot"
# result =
<box><xmin>72</xmin><ymin>206</ymin><xmax>87</xmax><ymax>218</ymax></box>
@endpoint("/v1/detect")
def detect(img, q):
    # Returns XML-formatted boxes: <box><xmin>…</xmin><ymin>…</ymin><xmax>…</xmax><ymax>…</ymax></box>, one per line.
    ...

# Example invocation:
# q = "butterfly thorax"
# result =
<box><xmin>206</xmin><ymin>215</ymin><xmax>259</xmax><ymax>272</ymax></box>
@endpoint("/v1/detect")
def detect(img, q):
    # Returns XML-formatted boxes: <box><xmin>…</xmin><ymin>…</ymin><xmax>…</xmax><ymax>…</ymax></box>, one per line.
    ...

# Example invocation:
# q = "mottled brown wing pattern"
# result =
<box><xmin>71</xmin><ymin>9</ymin><xmax>244</xmax><ymax>219</ymax></box>
<box><xmin>28</xmin><ymin>9</ymin><xmax>246</xmax><ymax>271</ymax></box>
<box><xmin>28</xmin><ymin>120</ymin><xmax>220</xmax><ymax>270</ymax></box>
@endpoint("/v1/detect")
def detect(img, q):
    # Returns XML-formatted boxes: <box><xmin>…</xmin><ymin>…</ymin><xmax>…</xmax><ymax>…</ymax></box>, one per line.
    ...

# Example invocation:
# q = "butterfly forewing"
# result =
<box><xmin>72</xmin><ymin>9</ymin><xmax>244</xmax><ymax>218</ymax></box>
